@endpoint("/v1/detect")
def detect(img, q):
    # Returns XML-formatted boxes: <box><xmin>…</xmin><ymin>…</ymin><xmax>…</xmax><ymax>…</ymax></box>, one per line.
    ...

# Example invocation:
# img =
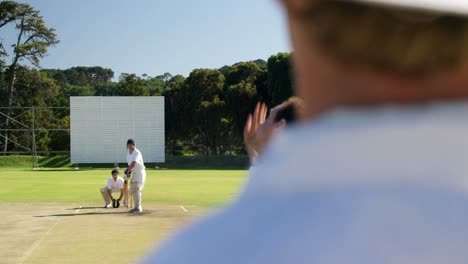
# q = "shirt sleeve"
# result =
<box><xmin>126</xmin><ymin>153</ymin><xmax>132</xmax><ymax>166</ymax></box>
<box><xmin>106</xmin><ymin>178</ymin><xmax>113</xmax><ymax>190</ymax></box>
<box><xmin>132</xmin><ymin>150</ymin><xmax>142</xmax><ymax>163</ymax></box>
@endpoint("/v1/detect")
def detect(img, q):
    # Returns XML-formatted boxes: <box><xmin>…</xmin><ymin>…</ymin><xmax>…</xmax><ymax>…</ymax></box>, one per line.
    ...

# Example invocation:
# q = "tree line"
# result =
<box><xmin>0</xmin><ymin>1</ymin><xmax>293</xmax><ymax>156</ymax></box>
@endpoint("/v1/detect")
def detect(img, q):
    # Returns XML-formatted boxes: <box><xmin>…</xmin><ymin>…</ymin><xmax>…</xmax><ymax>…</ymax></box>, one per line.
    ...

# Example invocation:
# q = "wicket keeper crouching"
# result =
<box><xmin>100</xmin><ymin>169</ymin><xmax>124</xmax><ymax>208</ymax></box>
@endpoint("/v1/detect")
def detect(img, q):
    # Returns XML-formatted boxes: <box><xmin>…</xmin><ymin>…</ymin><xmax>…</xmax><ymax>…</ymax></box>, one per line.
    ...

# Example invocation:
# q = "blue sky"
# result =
<box><xmin>2</xmin><ymin>0</ymin><xmax>291</xmax><ymax>78</ymax></box>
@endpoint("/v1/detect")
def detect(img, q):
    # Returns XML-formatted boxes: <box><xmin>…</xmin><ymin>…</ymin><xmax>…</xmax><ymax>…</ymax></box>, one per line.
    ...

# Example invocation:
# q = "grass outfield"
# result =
<box><xmin>0</xmin><ymin>169</ymin><xmax>247</xmax><ymax>209</ymax></box>
<box><xmin>1</xmin><ymin>160</ymin><xmax>248</xmax><ymax>264</ymax></box>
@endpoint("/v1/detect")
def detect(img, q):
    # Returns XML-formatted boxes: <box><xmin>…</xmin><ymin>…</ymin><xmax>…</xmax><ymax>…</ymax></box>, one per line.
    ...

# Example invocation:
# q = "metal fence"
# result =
<box><xmin>0</xmin><ymin>107</ymin><xmax>70</xmax><ymax>169</ymax></box>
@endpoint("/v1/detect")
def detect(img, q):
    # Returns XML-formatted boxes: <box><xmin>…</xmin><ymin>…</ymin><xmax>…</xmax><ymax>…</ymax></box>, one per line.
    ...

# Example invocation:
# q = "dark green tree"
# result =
<box><xmin>48</xmin><ymin>115</ymin><xmax>69</xmax><ymax>152</ymax></box>
<box><xmin>14</xmin><ymin>67</ymin><xmax>59</xmax><ymax>107</ymax></box>
<box><xmin>4</xmin><ymin>67</ymin><xmax>59</xmax><ymax>152</ymax></box>
<box><xmin>59</xmin><ymin>66</ymin><xmax>114</xmax><ymax>86</ymax></box>
<box><xmin>94</xmin><ymin>82</ymin><xmax>118</xmax><ymax>96</ymax></box>
<box><xmin>267</xmin><ymin>52</ymin><xmax>293</xmax><ymax>106</ymax></box>
<box><xmin>224</xmin><ymin>61</ymin><xmax>262</xmax><ymax>87</ymax></box>
<box><xmin>62</xmin><ymin>68</ymin><xmax>88</xmax><ymax>86</ymax></box>
<box><xmin>40</xmin><ymin>69</ymin><xmax>68</xmax><ymax>85</ymax></box>
<box><xmin>2</xmin><ymin>2</ymin><xmax>59</xmax><ymax>153</ymax></box>
<box><xmin>116</xmin><ymin>73</ymin><xmax>149</xmax><ymax>96</ymax></box>
<box><xmin>196</xmin><ymin>96</ymin><xmax>229</xmax><ymax>155</ymax></box>
<box><xmin>165</xmin><ymin>74</ymin><xmax>185</xmax><ymax>91</ymax></box>
<box><xmin>185</xmin><ymin>69</ymin><xmax>224</xmax><ymax>102</ymax></box>
<box><xmin>254</xmin><ymin>59</ymin><xmax>267</xmax><ymax>69</ymax></box>
<box><xmin>163</xmin><ymin>75</ymin><xmax>186</xmax><ymax>155</ymax></box>
<box><xmin>63</xmin><ymin>66</ymin><xmax>114</xmax><ymax>85</ymax></box>
<box><xmin>0</xmin><ymin>1</ymin><xmax>20</xmax><ymax>61</ymax></box>
<box><xmin>144</xmin><ymin>72</ymin><xmax>173</xmax><ymax>95</ymax></box>
<box><xmin>170</xmin><ymin>69</ymin><xmax>225</xmax><ymax>154</ymax></box>
<box><xmin>0</xmin><ymin>1</ymin><xmax>23</xmax><ymax>104</ymax></box>
<box><xmin>223</xmin><ymin>61</ymin><xmax>265</xmax><ymax>149</ymax></box>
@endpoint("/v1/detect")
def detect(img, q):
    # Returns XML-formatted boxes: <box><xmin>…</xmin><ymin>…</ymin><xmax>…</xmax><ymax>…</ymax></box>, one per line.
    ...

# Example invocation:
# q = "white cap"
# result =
<box><xmin>354</xmin><ymin>0</ymin><xmax>468</xmax><ymax>15</ymax></box>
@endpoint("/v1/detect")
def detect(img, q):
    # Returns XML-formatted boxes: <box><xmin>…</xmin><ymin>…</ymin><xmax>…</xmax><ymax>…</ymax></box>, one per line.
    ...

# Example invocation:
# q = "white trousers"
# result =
<box><xmin>130</xmin><ymin>182</ymin><xmax>144</xmax><ymax>210</ymax></box>
<box><xmin>131</xmin><ymin>169</ymin><xmax>146</xmax><ymax>210</ymax></box>
<box><xmin>100</xmin><ymin>187</ymin><xmax>117</xmax><ymax>204</ymax></box>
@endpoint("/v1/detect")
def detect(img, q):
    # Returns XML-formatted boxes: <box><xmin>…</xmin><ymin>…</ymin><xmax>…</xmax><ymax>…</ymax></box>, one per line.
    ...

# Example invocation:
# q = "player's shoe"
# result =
<box><xmin>104</xmin><ymin>203</ymin><xmax>111</xmax><ymax>208</ymax></box>
<box><xmin>129</xmin><ymin>208</ymin><xmax>142</xmax><ymax>213</ymax></box>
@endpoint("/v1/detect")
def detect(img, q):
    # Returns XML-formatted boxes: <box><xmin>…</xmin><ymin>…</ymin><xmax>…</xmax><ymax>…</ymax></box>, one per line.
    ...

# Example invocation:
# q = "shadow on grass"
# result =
<box><xmin>67</xmin><ymin>207</ymin><xmax>103</xmax><ymax>210</ymax></box>
<box><xmin>39</xmin><ymin>156</ymin><xmax>71</xmax><ymax>168</ymax></box>
<box><xmin>35</xmin><ymin>211</ymin><xmax>139</xmax><ymax>217</ymax></box>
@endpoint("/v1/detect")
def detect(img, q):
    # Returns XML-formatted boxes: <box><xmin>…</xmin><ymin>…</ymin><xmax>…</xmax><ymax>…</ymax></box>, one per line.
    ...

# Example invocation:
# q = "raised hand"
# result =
<box><xmin>243</xmin><ymin>102</ymin><xmax>286</xmax><ymax>164</ymax></box>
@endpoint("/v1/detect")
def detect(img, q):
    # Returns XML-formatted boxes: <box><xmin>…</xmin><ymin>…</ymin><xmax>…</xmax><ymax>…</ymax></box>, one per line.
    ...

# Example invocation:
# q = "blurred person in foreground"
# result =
<box><xmin>142</xmin><ymin>0</ymin><xmax>468</xmax><ymax>263</ymax></box>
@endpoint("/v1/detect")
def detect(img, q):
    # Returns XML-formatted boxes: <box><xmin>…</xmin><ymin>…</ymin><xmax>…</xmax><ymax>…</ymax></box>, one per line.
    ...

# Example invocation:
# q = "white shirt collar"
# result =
<box><xmin>128</xmin><ymin>148</ymin><xmax>135</xmax><ymax>155</ymax></box>
<box><xmin>247</xmin><ymin>101</ymin><xmax>468</xmax><ymax>194</ymax></box>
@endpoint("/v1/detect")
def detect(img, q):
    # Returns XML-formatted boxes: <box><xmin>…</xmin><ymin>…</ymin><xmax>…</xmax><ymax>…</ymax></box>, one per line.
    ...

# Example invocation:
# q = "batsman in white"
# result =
<box><xmin>142</xmin><ymin>0</ymin><xmax>468</xmax><ymax>263</ymax></box>
<box><xmin>126</xmin><ymin>138</ymin><xmax>146</xmax><ymax>214</ymax></box>
<box><xmin>99</xmin><ymin>169</ymin><xmax>124</xmax><ymax>208</ymax></box>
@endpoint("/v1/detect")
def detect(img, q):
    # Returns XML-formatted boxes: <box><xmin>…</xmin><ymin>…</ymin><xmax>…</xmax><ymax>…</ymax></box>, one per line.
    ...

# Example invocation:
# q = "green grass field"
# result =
<box><xmin>0</xmin><ymin>156</ymin><xmax>248</xmax><ymax>264</ymax></box>
<box><xmin>0</xmin><ymin>169</ymin><xmax>246</xmax><ymax>208</ymax></box>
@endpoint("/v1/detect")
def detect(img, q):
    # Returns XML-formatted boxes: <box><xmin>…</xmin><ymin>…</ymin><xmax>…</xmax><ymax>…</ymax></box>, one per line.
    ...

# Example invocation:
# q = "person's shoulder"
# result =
<box><xmin>133</xmin><ymin>149</ymin><xmax>143</xmax><ymax>157</ymax></box>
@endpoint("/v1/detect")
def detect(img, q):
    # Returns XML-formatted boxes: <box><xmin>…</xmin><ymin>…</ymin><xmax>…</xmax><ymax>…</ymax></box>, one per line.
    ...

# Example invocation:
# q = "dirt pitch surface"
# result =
<box><xmin>1</xmin><ymin>203</ymin><xmax>203</xmax><ymax>264</ymax></box>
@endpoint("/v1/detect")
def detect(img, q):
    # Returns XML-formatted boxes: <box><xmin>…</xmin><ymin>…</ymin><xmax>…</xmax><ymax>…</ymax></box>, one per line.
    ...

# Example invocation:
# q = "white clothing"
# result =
<box><xmin>100</xmin><ymin>176</ymin><xmax>124</xmax><ymax>205</ymax></box>
<box><xmin>132</xmin><ymin>169</ymin><xmax>146</xmax><ymax>188</ymax></box>
<box><xmin>127</xmin><ymin>148</ymin><xmax>146</xmax><ymax>184</ymax></box>
<box><xmin>106</xmin><ymin>176</ymin><xmax>124</xmax><ymax>192</ymax></box>
<box><xmin>131</xmin><ymin>181</ymin><xmax>144</xmax><ymax>211</ymax></box>
<box><xmin>141</xmin><ymin>101</ymin><xmax>468</xmax><ymax>264</ymax></box>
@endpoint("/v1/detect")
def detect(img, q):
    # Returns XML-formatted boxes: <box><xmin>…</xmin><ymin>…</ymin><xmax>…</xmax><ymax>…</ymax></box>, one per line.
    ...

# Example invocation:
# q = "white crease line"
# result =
<box><xmin>20</xmin><ymin>219</ymin><xmax>60</xmax><ymax>264</ymax></box>
<box><xmin>75</xmin><ymin>206</ymin><xmax>82</xmax><ymax>213</ymax></box>
<box><xmin>179</xmin><ymin>205</ymin><xmax>188</xmax><ymax>213</ymax></box>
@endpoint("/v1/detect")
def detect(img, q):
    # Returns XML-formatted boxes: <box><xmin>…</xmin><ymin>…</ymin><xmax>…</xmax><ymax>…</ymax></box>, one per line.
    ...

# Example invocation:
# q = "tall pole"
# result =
<box><xmin>32</xmin><ymin>107</ymin><xmax>37</xmax><ymax>170</ymax></box>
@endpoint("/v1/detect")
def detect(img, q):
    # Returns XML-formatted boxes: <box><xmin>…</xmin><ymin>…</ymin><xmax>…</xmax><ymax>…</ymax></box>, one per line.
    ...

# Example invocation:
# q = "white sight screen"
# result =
<box><xmin>70</xmin><ymin>96</ymin><xmax>165</xmax><ymax>164</ymax></box>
